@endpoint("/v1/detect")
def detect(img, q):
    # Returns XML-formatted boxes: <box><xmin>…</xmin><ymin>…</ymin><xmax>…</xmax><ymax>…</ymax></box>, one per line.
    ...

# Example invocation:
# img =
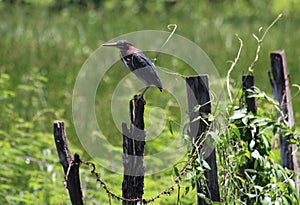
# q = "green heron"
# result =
<box><xmin>102</xmin><ymin>40</ymin><xmax>163</xmax><ymax>97</ymax></box>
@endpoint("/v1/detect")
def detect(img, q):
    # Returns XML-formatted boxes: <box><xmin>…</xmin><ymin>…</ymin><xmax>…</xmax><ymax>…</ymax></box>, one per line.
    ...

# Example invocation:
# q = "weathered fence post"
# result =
<box><xmin>269</xmin><ymin>50</ymin><xmax>299</xmax><ymax>196</ymax></box>
<box><xmin>186</xmin><ymin>75</ymin><xmax>220</xmax><ymax>205</ymax></box>
<box><xmin>53</xmin><ymin>121</ymin><xmax>84</xmax><ymax>205</ymax></box>
<box><xmin>242</xmin><ymin>74</ymin><xmax>258</xmax><ymax>150</ymax></box>
<box><xmin>241</xmin><ymin>75</ymin><xmax>258</xmax><ymax>204</ymax></box>
<box><xmin>122</xmin><ymin>96</ymin><xmax>146</xmax><ymax>205</ymax></box>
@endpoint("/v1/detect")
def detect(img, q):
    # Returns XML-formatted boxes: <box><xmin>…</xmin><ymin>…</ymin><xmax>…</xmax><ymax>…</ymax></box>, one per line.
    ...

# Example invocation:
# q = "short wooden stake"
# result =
<box><xmin>53</xmin><ymin>121</ymin><xmax>84</xmax><ymax>205</ymax></box>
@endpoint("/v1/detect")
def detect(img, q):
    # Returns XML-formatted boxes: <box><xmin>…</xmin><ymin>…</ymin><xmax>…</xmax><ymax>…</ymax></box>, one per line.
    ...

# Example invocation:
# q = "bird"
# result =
<box><xmin>102</xmin><ymin>40</ymin><xmax>163</xmax><ymax>98</ymax></box>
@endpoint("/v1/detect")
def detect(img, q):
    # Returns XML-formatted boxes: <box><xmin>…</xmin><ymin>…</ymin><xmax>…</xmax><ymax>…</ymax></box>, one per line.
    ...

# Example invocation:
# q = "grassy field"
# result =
<box><xmin>1</xmin><ymin>0</ymin><xmax>300</xmax><ymax>204</ymax></box>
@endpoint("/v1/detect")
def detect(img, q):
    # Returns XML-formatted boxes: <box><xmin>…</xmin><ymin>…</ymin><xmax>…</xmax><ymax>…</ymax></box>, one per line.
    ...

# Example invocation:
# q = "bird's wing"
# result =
<box><xmin>131</xmin><ymin>52</ymin><xmax>152</xmax><ymax>69</ymax></box>
<box><xmin>120</xmin><ymin>50</ymin><xmax>163</xmax><ymax>91</ymax></box>
<box><xmin>131</xmin><ymin>52</ymin><xmax>163</xmax><ymax>90</ymax></box>
<box><xmin>121</xmin><ymin>51</ymin><xmax>153</xmax><ymax>71</ymax></box>
<box><xmin>120</xmin><ymin>55</ymin><xmax>132</xmax><ymax>71</ymax></box>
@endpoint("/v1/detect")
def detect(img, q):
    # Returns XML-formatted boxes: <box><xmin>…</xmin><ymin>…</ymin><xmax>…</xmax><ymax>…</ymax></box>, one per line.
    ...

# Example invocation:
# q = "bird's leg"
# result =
<box><xmin>134</xmin><ymin>87</ymin><xmax>149</xmax><ymax>105</ymax></box>
<box><xmin>140</xmin><ymin>86</ymin><xmax>150</xmax><ymax>98</ymax></box>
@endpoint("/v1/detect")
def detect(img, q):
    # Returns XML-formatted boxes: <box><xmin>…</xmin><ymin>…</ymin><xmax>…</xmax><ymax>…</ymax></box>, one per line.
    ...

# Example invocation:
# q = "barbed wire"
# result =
<box><xmin>64</xmin><ymin>125</ymin><xmax>212</xmax><ymax>204</ymax></box>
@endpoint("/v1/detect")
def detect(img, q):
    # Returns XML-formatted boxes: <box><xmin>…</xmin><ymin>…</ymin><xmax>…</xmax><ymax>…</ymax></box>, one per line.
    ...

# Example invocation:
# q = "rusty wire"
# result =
<box><xmin>64</xmin><ymin>125</ymin><xmax>212</xmax><ymax>204</ymax></box>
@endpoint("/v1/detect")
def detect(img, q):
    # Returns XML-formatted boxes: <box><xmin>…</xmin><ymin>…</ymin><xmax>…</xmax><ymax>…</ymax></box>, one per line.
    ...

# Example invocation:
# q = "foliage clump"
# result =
<box><xmin>218</xmin><ymin>88</ymin><xmax>299</xmax><ymax>204</ymax></box>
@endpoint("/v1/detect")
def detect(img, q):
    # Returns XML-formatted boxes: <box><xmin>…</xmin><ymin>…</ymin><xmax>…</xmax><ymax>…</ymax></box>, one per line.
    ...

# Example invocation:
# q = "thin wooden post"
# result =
<box><xmin>269</xmin><ymin>50</ymin><xmax>299</xmax><ymax>196</ymax></box>
<box><xmin>53</xmin><ymin>121</ymin><xmax>84</xmax><ymax>205</ymax></box>
<box><xmin>241</xmin><ymin>75</ymin><xmax>258</xmax><ymax>204</ymax></box>
<box><xmin>242</xmin><ymin>75</ymin><xmax>258</xmax><ymax>147</ymax></box>
<box><xmin>122</xmin><ymin>96</ymin><xmax>145</xmax><ymax>205</ymax></box>
<box><xmin>242</xmin><ymin>75</ymin><xmax>257</xmax><ymax>113</ymax></box>
<box><xmin>242</xmin><ymin>74</ymin><xmax>258</xmax><ymax>155</ymax></box>
<box><xmin>186</xmin><ymin>75</ymin><xmax>220</xmax><ymax>205</ymax></box>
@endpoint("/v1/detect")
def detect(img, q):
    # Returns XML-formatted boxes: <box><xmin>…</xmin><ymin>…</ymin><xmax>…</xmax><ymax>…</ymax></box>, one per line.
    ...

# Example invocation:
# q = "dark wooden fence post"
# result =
<box><xmin>186</xmin><ymin>75</ymin><xmax>220</xmax><ymax>205</ymax></box>
<box><xmin>242</xmin><ymin>75</ymin><xmax>257</xmax><ymax>113</ymax></box>
<box><xmin>269</xmin><ymin>50</ymin><xmax>299</xmax><ymax>196</ymax></box>
<box><xmin>242</xmin><ymin>75</ymin><xmax>258</xmax><ymax>204</ymax></box>
<box><xmin>122</xmin><ymin>96</ymin><xmax>146</xmax><ymax>205</ymax></box>
<box><xmin>242</xmin><ymin>74</ymin><xmax>258</xmax><ymax>155</ymax></box>
<box><xmin>53</xmin><ymin>121</ymin><xmax>84</xmax><ymax>205</ymax></box>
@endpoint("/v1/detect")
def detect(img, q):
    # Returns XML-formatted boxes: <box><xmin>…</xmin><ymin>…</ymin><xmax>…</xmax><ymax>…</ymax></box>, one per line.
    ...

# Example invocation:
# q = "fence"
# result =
<box><xmin>54</xmin><ymin>49</ymin><xmax>299</xmax><ymax>204</ymax></box>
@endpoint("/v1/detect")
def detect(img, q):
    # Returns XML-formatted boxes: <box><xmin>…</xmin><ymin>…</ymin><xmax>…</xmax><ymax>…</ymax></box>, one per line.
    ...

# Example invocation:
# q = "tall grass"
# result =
<box><xmin>1</xmin><ymin>1</ymin><xmax>300</xmax><ymax>203</ymax></box>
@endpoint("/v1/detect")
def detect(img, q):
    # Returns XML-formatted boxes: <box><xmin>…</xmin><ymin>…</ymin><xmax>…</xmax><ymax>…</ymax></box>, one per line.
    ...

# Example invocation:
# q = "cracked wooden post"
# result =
<box><xmin>186</xmin><ymin>75</ymin><xmax>220</xmax><ymax>205</ymax></box>
<box><xmin>122</xmin><ymin>96</ymin><xmax>145</xmax><ymax>205</ymax></box>
<box><xmin>53</xmin><ymin>121</ymin><xmax>85</xmax><ymax>205</ymax></box>
<box><xmin>269</xmin><ymin>50</ymin><xmax>299</xmax><ymax>196</ymax></box>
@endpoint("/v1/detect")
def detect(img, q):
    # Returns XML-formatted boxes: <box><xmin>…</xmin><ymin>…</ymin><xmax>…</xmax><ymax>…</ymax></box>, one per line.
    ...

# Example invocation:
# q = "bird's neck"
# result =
<box><xmin>120</xmin><ymin>46</ymin><xmax>140</xmax><ymax>57</ymax></box>
<box><xmin>120</xmin><ymin>49</ymin><xmax>128</xmax><ymax>58</ymax></box>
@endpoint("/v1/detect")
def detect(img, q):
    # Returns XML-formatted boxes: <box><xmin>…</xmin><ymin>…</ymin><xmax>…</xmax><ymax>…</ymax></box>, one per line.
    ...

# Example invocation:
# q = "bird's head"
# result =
<box><xmin>102</xmin><ymin>40</ymin><xmax>133</xmax><ymax>51</ymax></box>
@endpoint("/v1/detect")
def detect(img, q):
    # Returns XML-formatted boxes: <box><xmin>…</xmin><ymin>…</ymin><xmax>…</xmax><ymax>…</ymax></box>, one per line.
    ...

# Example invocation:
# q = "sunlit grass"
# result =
<box><xmin>1</xmin><ymin>1</ymin><xmax>300</xmax><ymax>203</ymax></box>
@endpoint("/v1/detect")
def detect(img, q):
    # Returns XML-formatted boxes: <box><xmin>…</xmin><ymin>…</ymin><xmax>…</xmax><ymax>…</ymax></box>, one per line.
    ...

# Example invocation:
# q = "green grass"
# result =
<box><xmin>1</xmin><ymin>0</ymin><xmax>300</xmax><ymax>204</ymax></box>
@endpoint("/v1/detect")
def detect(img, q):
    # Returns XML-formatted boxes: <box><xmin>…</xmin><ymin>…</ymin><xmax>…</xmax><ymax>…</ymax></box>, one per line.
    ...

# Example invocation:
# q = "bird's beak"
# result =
<box><xmin>102</xmin><ymin>42</ymin><xmax>119</xmax><ymax>47</ymax></box>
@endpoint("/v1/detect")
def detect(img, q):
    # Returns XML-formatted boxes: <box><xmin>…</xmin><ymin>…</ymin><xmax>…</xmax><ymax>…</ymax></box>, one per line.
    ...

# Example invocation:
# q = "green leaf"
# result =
<box><xmin>197</xmin><ymin>193</ymin><xmax>211</xmax><ymax>203</ymax></box>
<box><xmin>249</xmin><ymin>139</ymin><xmax>255</xmax><ymax>149</ymax></box>
<box><xmin>208</xmin><ymin>113</ymin><xmax>215</xmax><ymax>122</ymax></box>
<box><xmin>243</xmin><ymin>150</ymin><xmax>251</xmax><ymax>159</ymax></box>
<box><xmin>230</xmin><ymin>112</ymin><xmax>246</xmax><ymax>120</ymax></box>
<box><xmin>251</xmin><ymin>117</ymin><xmax>269</xmax><ymax>127</ymax></box>
<box><xmin>197</xmin><ymin>193</ymin><xmax>206</xmax><ymax>199</ymax></box>
<box><xmin>248</xmin><ymin>92</ymin><xmax>264</xmax><ymax>98</ymax></box>
<box><xmin>193</xmin><ymin>104</ymin><xmax>201</xmax><ymax>112</ymax></box>
<box><xmin>173</xmin><ymin>166</ymin><xmax>179</xmax><ymax>176</ymax></box>
<box><xmin>245</xmin><ymin>193</ymin><xmax>257</xmax><ymax>198</ymax></box>
<box><xmin>209</xmin><ymin>131</ymin><xmax>221</xmax><ymax>143</ymax></box>
<box><xmin>251</xmin><ymin>150</ymin><xmax>261</xmax><ymax>159</ymax></box>
<box><xmin>230</xmin><ymin>126</ymin><xmax>240</xmax><ymax>138</ymax></box>
<box><xmin>196</xmin><ymin>166</ymin><xmax>204</xmax><ymax>172</ymax></box>
<box><xmin>184</xmin><ymin>186</ymin><xmax>190</xmax><ymax>195</ymax></box>
<box><xmin>202</xmin><ymin>160</ymin><xmax>211</xmax><ymax>170</ymax></box>
<box><xmin>254</xmin><ymin>185</ymin><xmax>263</xmax><ymax>192</ymax></box>
<box><xmin>168</xmin><ymin>120</ymin><xmax>174</xmax><ymax>135</ymax></box>
<box><xmin>261</xmin><ymin>196</ymin><xmax>272</xmax><ymax>205</ymax></box>
<box><xmin>261</xmin><ymin>134</ymin><xmax>270</xmax><ymax>148</ymax></box>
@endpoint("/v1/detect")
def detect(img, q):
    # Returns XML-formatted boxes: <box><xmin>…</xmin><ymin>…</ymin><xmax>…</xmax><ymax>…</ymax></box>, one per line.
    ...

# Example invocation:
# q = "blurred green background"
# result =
<box><xmin>0</xmin><ymin>0</ymin><xmax>299</xmax><ymax>204</ymax></box>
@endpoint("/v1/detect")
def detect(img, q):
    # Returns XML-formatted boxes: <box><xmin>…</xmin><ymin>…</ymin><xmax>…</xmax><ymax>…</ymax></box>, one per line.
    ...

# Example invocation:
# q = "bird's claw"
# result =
<box><xmin>133</xmin><ymin>94</ymin><xmax>146</xmax><ymax>105</ymax></box>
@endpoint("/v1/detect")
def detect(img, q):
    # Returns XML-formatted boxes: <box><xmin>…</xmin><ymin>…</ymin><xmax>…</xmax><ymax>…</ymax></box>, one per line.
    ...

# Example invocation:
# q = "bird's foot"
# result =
<box><xmin>132</xmin><ymin>94</ymin><xmax>146</xmax><ymax>105</ymax></box>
